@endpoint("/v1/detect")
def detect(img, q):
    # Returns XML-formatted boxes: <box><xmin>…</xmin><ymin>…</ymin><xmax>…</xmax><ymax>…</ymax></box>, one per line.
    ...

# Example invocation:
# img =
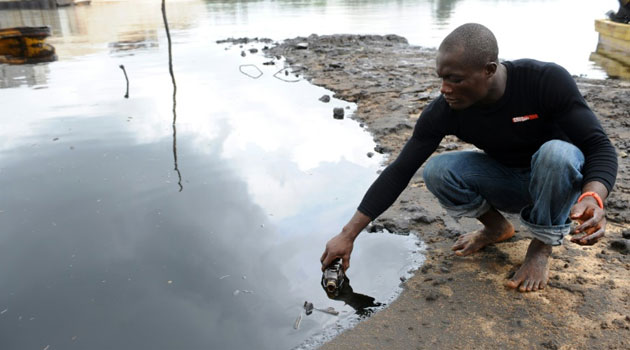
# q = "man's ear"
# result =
<box><xmin>484</xmin><ymin>62</ymin><xmax>498</xmax><ymax>77</ymax></box>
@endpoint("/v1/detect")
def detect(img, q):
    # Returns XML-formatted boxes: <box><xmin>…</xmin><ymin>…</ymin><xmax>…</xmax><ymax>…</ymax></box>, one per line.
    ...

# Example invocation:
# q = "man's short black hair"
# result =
<box><xmin>439</xmin><ymin>23</ymin><xmax>499</xmax><ymax>68</ymax></box>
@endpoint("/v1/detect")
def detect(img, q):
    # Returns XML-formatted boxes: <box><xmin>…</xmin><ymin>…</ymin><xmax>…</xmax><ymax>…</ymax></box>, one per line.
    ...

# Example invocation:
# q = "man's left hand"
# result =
<box><xmin>569</xmin><ymin>198</ymin><xmax>606</xmax><ymax>245</ymax></box>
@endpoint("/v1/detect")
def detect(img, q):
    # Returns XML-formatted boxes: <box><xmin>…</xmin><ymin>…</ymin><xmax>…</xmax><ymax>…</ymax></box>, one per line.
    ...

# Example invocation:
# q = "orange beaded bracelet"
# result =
<box><xmin>577</xmin><ymin>191</ymin><xmax>604</xmax><ymax>209</ymax></box>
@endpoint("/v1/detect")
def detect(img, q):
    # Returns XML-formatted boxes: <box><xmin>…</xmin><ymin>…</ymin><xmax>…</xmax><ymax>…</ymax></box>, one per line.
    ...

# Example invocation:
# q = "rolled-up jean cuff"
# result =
<box><xmin>442</xmin><ymin>198</ymin><xmax>491</xmax><ymax>219</ymax></box>
<box><xmin>519</xmin><ymin>211</ymin><xmax>571</xmax><ymax>246</ymax></box>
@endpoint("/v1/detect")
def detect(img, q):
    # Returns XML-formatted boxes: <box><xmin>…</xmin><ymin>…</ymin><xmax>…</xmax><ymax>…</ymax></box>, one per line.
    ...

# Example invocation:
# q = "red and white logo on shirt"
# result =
<box><xmin>512</xmin><ymin>114</ymin><xmax>539</xmax><ymax>123</ymax></box>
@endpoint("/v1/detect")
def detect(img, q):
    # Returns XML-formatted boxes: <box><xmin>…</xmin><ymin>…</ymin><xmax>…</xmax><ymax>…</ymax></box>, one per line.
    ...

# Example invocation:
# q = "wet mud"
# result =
<box><xmin>227</xmin><ymin>34</ymin><xmax>630</xmax><ymax>349</ymax></box>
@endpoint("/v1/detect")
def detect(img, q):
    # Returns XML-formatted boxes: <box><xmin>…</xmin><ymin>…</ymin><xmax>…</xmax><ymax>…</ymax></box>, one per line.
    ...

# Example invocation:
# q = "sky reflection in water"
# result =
<box><xmin>0</xmin><ymin>2</ymin><xmax>426</xmax><ymax>349</ymax></box>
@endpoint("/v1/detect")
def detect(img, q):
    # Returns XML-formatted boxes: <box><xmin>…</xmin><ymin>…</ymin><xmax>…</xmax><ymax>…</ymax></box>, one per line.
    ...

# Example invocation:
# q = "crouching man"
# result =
<box><xmin>320</xmin><ymin>23</ymin><xmax>618</xmax><ymax>292</ymax></box>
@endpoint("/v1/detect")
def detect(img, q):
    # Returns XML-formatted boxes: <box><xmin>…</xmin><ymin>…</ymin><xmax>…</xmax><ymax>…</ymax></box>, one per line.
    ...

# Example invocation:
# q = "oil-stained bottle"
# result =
<box><xmin>321</xmin><ymin>258</ymin><xmax>345</xmax><ymax>296</ymax></box>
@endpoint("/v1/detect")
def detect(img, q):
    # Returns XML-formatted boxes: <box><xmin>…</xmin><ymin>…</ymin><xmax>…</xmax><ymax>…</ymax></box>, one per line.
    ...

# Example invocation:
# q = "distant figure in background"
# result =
<box><xmin>608</xmin><ymin>0</ymin><xmax>630</xmax><ymax>23</ymax></box>
<box><xmin>320</xmin><ymin>23</ymin><xmax>618</xmax><ymax>293</ymax></box>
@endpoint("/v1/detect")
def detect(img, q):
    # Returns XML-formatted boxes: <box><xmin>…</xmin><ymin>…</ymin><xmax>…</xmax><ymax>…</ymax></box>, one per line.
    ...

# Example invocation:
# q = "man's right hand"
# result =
<box><xmin>320</xmin><ymin>210</ymin><xmax>372</xmax><ymax>272</ymax></box>
<box><xmin>320</xmin><ymin>233</ymin><xmax>354</xmax><ymax>272</ymax></box>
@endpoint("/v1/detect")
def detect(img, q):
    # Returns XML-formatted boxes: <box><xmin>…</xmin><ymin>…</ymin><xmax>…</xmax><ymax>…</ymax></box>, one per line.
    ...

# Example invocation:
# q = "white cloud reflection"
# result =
<box><xmin>0</xmin><ymin>39</ymin><xmax>382</xmax><ymax>221</ymax></box>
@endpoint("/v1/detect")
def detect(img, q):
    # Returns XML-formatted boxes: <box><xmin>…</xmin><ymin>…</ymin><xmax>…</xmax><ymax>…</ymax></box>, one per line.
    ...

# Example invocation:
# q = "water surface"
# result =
<box><xmin>1</xmin><ymin>2</ymin><xmax>427</xmax><ymax>349</ymax></box>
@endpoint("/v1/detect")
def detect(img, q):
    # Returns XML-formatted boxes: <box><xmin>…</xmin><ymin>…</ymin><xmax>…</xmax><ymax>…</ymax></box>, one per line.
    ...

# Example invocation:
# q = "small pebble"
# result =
<box><xmin>425</xmin><ymin>292</ymin><xmax>439</xmax><ymax>301</ymax></box>
<box><xmin>333</xmin><ymin>107</ymin><xmax>344</xmax><ymax>119</ymax></box>
<box><xmin>319</xmin><ymin>95</ymin><xmax>331</xmax><ymax>103</ymax></box>
<box><xmin>610</xmin><ymin>239</ymin><xmax>630</xmax><ymax>255</ymax></box>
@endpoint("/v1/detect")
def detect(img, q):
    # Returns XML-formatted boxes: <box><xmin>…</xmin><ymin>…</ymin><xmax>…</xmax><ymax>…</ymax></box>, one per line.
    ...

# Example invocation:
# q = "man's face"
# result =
<box><xmin>436</xmin><ymin>48</ymin><xmax>492</xmax><ymax>110</ymax></box>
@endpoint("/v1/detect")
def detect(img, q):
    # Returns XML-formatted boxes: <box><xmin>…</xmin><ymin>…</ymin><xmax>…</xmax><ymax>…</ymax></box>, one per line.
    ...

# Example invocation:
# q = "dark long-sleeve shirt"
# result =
<box><xmin>358</xmin><ymin>59</ymin><xmax>618</xmax><ymax>220</ymax></box>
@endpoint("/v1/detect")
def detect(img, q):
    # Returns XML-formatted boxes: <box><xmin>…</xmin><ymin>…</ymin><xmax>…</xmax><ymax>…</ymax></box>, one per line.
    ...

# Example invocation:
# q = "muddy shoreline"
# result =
<box><xmin>232</xmin><ymin>34</ymin><xmax>630</xmax><ymax>349</ymax></box>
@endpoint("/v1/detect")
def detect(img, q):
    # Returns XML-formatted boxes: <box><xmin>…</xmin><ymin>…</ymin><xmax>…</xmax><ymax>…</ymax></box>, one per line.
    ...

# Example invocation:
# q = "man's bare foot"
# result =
<box><xmin>451</xmin><ymin>208</ymin><xmax>515</xmax><ymax>256</ymax></box>
<box><xmin>506</xmin><ymin>239</ymin><xmax>552</xmax><ymax>292</ymax></box>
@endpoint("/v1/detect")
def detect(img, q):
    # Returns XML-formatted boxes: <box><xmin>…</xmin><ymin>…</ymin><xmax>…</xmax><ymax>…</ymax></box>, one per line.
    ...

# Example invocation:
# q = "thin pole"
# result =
<box><xmin>161</xmin><ymin>0</ymin><xmax>183</xmax><ymax>192</ymax></box>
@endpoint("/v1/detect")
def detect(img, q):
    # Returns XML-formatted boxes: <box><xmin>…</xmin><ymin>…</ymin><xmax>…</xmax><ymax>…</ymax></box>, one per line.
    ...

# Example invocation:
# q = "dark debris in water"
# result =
<box><xmin>216</xmin><ymin>37</ymin><xmax>274</xmax><ymax>45</ymax></box>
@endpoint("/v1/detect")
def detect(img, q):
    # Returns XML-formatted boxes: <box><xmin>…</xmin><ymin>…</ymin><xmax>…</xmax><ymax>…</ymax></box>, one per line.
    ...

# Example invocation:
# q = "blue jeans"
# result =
<box><xmin>423</xmin><ymin>140</ymin><xmax>585</xmax><ymax>246</ymax></box>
